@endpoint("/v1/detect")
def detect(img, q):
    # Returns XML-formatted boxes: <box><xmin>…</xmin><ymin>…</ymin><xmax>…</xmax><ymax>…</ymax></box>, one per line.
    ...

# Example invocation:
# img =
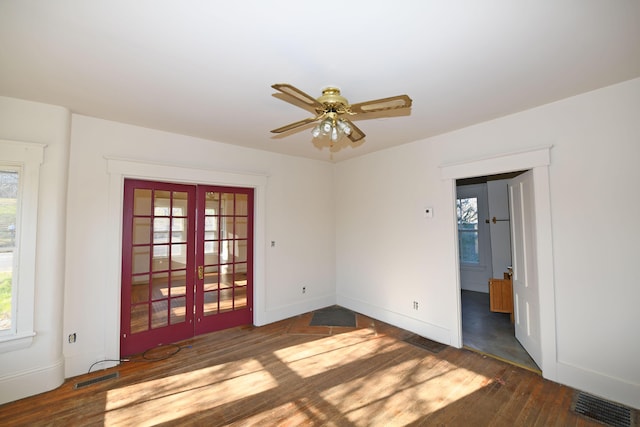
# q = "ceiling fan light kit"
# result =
<box><xmin>271</xmin><ymin>83</ymin><xmax>412</xmax><ymax>151</ymax></box>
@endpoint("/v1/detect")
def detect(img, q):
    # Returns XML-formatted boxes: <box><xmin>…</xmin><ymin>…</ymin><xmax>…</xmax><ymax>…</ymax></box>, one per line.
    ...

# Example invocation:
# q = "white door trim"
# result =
<box><xmin>440</xmin><ymin>145</ymin><xmax>557</xmax><ymax>380</ymax></box>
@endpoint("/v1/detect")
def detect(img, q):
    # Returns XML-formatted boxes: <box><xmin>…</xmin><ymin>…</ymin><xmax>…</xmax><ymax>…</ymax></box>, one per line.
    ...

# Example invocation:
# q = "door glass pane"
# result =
<box><xmin>234</xmin><ymin>264</ymin><xmax>248</xmax><ymax>286</ymax></box>
<box><xmin>235</xmin><ymin>217</ymin><xmax>247</xmax><ymax>239</ymax></box>
<box><xmin>235</xmin><ymin>240</ymin><xmax>247</xmax><ymax>263</ymax></box>
<box><xmin>172</xmin><ymin>192</ymin><xmax>188</xmax><ymax>216</ymax></box>
<box><xmin>152</xmin><ymin>249</ymin><xmax>170</xmax><ymax>271</ymax></box>
<box><xmin>204</xmin><ymin>244</ymin><xmax>219</xmax><ymax>265</ymax></box>
<box><xmin>171</xmin><ymin>243</ymin><xmax>187</xmax><ymax>268</ymax></box>
<box><xmin>221</xmin><ymin>193</ymin><xmax>234</xmax><ymax>215</ymax></box>
<box><xmin>234</xmin><ymin>286</ymin><xmax>247</xmax><ymax>309</ymax></box>
<box><xmin>205</xmin><ymin>192</ymin><xmax>219</xmax><ymax>215</ymax></box>
<box><xmin>151</xmin><ymin>273</ymin><xmax>169</xmax><ymax>300</ymax></box>
<box><xmin>221</xmin><ymin>240</ymin><xmax>233</xmax><ymax>262</ymax></box>
<box><xmin>151</xmin><ymin>301</ymin><xmax>168</xmax><ymax>328</ymax></box>
<box><xmin>220</xmin><ymin>288</ymin><xmax>233</xmax><ymax>312</ymax></box>
<box><xmin>133</xmin><ymin>189</ymin><xmax>152</xmax><ymax>216</ymax></box>
<box><xmin>132</xmin><ymin>247</ymin><xmax>150</xmax><ymax>275</ymax></box>
<box><xmin>204</xmin><ymin>266</ymin><xmax>218</xmax><ymax>292</ymax></box>
<box><xmin>236</xmin><ymin>194</ymin><xmax>248</xmax><ymax>216</ymax></box>
<box><xmin>131</xmin><ymin>275</ymin><xmax>150</xmax><ymax>303</ymax></box>
<box><xmin>154</xmin><ymin>191</ymin><xmax>171</xmax><ymax>215</ymax></box>
<box><xmin>153</xmin><ymin>218</ymin><xmax>170</xmax><ymax>243</ymax></box>
<box><xmin>170</xmin><ymin>297</ymin><xmax>186</xmax><ymax>324</ymax></box>
<box><xmin>223</xmin><ymin>217</ymin><xmax>234</xmax><ymax>238</ymax></box>
<box><xmin>204</xmin><ymin>290</ymin><xmax>218</xmax><ymax>316</ymax></box>
<box><xmin>172</xmin><ymin>218</ymin><xmax>187</xmax><ymax>243</ymax></box>
<box><xmin>131</xmin><ymin>304</ymin><xmax>149</xmax><ymax>333</ymax></box>
<box><xmin>171</xmin><ymin>271</ymin><xmax>186</xmax><ymax>296</ymax></box>
<box><xmin>133</xmin><ymin>218</ymin><xmax>151</xmax><ymax>245</ymax></box>
<box><xmin>220</xmin><ymin>270</ymin><xmax>232</xmax><ymax>289</ymax></box>
<box><xmin>204</xmin><ymin>216</ymin><xmax>218</xmax><ymax>240</ymax></box>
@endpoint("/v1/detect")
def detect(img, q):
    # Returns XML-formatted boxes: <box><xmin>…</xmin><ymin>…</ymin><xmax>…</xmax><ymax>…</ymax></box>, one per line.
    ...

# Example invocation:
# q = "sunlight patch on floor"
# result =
<box><xmin>103</xmin><ymin>358</ymin><xmax>277</xmax><ymax>425</ymax></box>
<box><xmin>320</xmin><ymin>359</ymin><xmax>489</xmax><ymax>426</ymax></box>
<box><xmin>274</xmin><ymin>330</ymin><xmax>400</xmax><ymax>378</ymax></box>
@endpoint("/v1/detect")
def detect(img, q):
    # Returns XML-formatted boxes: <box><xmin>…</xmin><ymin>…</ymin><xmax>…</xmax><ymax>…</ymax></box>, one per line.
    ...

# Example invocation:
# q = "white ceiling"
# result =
<box><xmin>1</xmin><ymin>1</ymin><xmax>639</xmax><ymax>162</ymax></box>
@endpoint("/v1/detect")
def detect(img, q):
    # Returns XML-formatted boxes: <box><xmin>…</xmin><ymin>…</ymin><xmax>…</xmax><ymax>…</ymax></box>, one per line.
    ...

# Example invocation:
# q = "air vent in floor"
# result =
<box><xmin>74</xmin><ymin>372</ymin><xmax>119</xmax><ymax>389</ymax></box>
<box><xmin>572</xmin><ymin>391</ymin><xmax>636</xmax><ymax>427</ymax></box>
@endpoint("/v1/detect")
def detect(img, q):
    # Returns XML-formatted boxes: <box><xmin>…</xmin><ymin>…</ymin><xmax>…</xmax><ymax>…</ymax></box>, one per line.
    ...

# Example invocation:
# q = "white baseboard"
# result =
<box><xmin>556</xmin><ymin>361</ymin><xmax>639</xmax><ymax>410</ymax></box>
<box><xmin>337</xmin><ymin>294</ymin><xmax>452</xmax><ymax>345</ymax></box>
<box><xmin>0</xmin><ymin>358</ymin><xmax>64</xmax><ymax>405</ymax></box>
<box><xmin>255</xmin><ymin>294</ymin><xmax>336</xmax><ymax>326</ymax></box>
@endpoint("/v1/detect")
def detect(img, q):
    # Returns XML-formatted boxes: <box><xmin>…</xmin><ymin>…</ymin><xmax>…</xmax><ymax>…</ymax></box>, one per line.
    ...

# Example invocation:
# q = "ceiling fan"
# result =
<box><xmin>270</xmin><ymin>83</ymin><xmax>412</xmax><ymax>145</ymax></box>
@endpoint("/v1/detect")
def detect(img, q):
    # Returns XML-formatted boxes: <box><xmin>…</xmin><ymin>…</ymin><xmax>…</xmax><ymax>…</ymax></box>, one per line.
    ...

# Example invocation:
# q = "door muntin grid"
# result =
<box><xmin>202</xmin><ymin>191</ymin><xmax>250</xmax><ymax>317</ymax></box>
<box><xmin>129</xmin><ymin>187</ymin><xmax>191</xmax><ymax>334</ymax></box>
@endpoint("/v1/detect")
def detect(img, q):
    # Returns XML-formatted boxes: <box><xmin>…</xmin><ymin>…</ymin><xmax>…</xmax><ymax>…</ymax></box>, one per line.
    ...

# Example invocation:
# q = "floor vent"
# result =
<box><xmin>572</xmin><ymin>391</ymin><xmax>636</xmax><ymax>427</ymax></box>
<box><xmin>74</xmin><ymin>372</ymin><xmax>119</xmax><ymax>389</ymax></box>
<box><xmin>404</xmin><ymin>335</ymin><xmax>447</xmax><ymax>353</ymax></box>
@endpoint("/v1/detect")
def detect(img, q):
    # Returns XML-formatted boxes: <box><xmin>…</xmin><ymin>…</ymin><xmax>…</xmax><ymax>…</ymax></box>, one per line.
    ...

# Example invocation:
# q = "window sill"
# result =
<box><xmin>0</xmin><ymin>331</ymin><xmax>36</xmax><ymax>353</ymax></box>
<box><xmin>460</xmin><ymin>263</ymin><xmax>488</xmax><ymax>272</ymax></box>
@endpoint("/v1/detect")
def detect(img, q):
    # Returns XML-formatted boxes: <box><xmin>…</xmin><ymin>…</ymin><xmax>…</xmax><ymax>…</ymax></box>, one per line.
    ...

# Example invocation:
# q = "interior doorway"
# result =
<box><xmin>456</xmin><ymin>171</ymin><xmax>540</xmax><ymax>372</ymax></box>
<box><xmin>120</xmin><ymin>179</ymin><xmax>254</xmax><ymax>356</ymax></box>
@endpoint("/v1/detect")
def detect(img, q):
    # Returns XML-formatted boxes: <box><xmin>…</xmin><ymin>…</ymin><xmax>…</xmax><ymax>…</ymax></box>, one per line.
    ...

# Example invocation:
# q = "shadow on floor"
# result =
<box><xmin>462</xmin><ymin>290</ymin><xmax>540</xmax><ymax>373</ymax></box>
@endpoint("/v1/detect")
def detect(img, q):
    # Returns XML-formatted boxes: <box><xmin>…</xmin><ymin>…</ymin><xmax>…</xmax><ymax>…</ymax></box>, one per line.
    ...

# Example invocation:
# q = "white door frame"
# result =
<box><xmin>105</xmin><ymin>157</ymin><xmax>268</xmax><ymax>369</ymax></box>
<box><xmin>441</xmin><ymin>146</ymin><xmax>557</xmax><ymax>380</ymax></box>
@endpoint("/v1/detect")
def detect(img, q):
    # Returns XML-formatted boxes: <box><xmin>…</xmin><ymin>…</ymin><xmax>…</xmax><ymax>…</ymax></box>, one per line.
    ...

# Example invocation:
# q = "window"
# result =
<box><xmin>0</xmin><ymin>140</ymin><xmax>44</xmax><ymax>352</ymax></box>
<box><xmin>0</xmin><ymin>169</ymin><xmax>19</xmax><ymax>332</ymax></box>
<box><xmin>457</xmin><ymin>196</ymin><xmax>479</xmax><ymax>264</ymax></box>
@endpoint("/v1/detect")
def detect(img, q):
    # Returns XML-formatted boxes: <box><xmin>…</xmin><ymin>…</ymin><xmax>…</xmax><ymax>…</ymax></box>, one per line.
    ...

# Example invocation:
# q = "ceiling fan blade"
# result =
<box><xmin>342</xmin><ymin>118</ymin><xmax>366</xmax><ymax>142</ymax></box>
<box><xmin>349</xmin><ymin>94</ymin><xmax>412</xmax><ymax>114</ymax></box>
<box><xmin>272</xmin><ymin>83</ymin><xmax>324</xmax><ymax>111</ymax></box>
<box><xmin>271</xmin><ymin>116</ymin><xmax>320</xmax><ymax>134</ymax></box>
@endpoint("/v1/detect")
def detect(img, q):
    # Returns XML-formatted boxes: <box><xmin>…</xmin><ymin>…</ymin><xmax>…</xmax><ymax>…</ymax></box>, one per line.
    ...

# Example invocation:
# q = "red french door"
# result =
<box><xmin>194</xmin><ymin>185</ymin><xmax>253</xmax><ymax>334</ymax></box>
<box><xmin>120</xmin><ymin>179</ymin><xmax>253</xmax><ymax>356</ymax></box>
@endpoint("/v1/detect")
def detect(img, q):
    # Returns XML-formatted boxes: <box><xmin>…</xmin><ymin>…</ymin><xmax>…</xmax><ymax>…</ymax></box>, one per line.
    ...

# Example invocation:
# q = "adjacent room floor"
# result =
<box><xmin>462</xmin><ymin>290</ymin><xmax>540</xmax><ymax>373</ymax></box>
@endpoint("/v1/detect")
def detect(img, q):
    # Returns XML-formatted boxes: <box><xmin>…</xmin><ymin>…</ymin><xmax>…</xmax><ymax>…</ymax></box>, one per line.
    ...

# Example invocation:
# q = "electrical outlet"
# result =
<box><xmin>68</xmin><ymin>333</ymin><xmax>77</xmax><ymax>343</ymax></box>
<box><xmin>302</xmin><ymin>286</ymin><xmax>306</xmax><ymax>294</ymax></box>
<box><xmin>413</xmin><ymin>301</ymin><xmax>419</xmax><ymax>310</ymax></box>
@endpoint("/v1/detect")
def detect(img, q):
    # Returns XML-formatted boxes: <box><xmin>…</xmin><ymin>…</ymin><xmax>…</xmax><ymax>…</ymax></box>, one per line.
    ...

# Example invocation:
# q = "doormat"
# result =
<box><xmin>310</xmin><ymin>306</ymin><xmax>356</xmax><ymax>327</ymax></box>
<box><xmin>405</xmin><ymin>334</ymin><xmax>447</xmax><ymax>353</ymax></box>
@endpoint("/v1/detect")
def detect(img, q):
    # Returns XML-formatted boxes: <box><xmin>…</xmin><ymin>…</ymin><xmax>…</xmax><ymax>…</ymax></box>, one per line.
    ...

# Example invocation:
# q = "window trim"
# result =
<box><xmin>0</xmin><ymin>140</ymin><xmax>45</xmax><ymax>353</ymax></box>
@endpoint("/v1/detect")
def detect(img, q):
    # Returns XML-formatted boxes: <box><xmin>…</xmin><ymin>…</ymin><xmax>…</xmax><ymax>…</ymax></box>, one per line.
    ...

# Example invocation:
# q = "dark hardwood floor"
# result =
<box><xmin>0</xmin><ymin>308</ymin><xmax>603</xmax><ymax>426</ymax></box>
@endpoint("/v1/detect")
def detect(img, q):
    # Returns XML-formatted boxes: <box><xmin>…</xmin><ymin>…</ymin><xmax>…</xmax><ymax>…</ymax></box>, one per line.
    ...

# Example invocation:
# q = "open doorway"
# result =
<box><xmin>456</xmin><ymin>171</ymin><xmax>540</xmax><ymax>372</ymax></box>
<box><xmin>442</xmin><ymin>146</ymin><xmax>556</xmax><ymax>379</ymax></box>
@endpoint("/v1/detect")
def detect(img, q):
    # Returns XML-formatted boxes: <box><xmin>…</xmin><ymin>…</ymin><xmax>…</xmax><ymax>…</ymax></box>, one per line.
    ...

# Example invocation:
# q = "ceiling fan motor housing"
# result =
<box><xmin>317</xmin><ymin>87</ymin><xmax>349</xmax><ymax>113</ymax></box>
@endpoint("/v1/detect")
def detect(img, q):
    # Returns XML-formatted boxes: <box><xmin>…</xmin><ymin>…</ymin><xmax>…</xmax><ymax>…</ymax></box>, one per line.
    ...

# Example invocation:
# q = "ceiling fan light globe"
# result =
<box><xmin>311</xmin><ymin>124</ymin><xmax>322</xmax><ymax>138</ymax></box>
<box><xmin>321</xmin><ymin>120</ymin><xmax>333</xmax><ymax>134</ymax></box>
<box><xmin>331</xmin><ymin>127</ymin><xmax>340</xmax><ymax>142</ymax></box>
<box><xmin>337</xmin><ymin>119</ymin><xmax>352</xmax><ymax>135</ymax></box>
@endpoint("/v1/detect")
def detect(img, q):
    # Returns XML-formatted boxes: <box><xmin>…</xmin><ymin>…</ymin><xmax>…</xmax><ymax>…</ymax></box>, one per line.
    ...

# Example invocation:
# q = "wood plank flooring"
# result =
<box><xmin>0</xmin><ymin>309</ymin><xmax>603</xmax><ymax>426</ymax></box>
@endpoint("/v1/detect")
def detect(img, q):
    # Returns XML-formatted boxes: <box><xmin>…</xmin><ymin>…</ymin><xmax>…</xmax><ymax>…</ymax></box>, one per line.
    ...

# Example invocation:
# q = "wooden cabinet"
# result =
<box><xmin>489</xmin><ymin>273</ymin><xmax>514</xmax><ymax>322</ymax></box>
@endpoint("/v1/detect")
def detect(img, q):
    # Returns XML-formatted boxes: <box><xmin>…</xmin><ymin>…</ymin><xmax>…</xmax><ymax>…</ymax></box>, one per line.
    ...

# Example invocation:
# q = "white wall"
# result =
<box><xmin>0</xmin><ymin>97</ymin><xmax>70</xmax><ymax>404</ymax></box>
<box><xmin>335</xmin><ymin>78</ymin><xmax>640</xmax><ymax>409</ymax></box>
<box><xmin>62</xmin><ymin>115</ymin><xmax>336</xmax><ymax>378</ymax></box>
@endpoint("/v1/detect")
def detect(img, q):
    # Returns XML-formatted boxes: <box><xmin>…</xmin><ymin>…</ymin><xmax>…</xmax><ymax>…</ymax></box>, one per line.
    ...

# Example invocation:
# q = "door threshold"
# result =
<box><xmin>463</xmin><ymin>345</ymin><xmax>542</xmax><ymax>375</ymax></box>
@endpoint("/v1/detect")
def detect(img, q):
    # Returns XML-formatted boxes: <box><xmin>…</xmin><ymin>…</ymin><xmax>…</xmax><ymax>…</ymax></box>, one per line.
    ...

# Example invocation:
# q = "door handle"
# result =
<box><xmin>197</xmin><ymin>265</ymin><xmax>204</xmax><ymax>280</ymax></box>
